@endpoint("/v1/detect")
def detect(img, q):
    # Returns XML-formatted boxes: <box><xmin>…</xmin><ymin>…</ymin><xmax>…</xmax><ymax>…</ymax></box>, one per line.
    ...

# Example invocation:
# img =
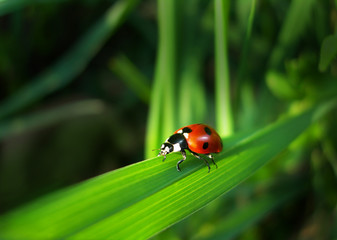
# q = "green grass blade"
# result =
<box><xmin>0</xmin><ymin>100</ymin><xmax>105</xmax><ymax>140</ymax></box>
<box><xmin>0</xmin><ymin>0</ymin><xmax>67</xmax><ymax>16</ymax></box>
<box><xmin>237</xmin><ymin>0</ymin><xmax>256</xmax><ymax>78</ymax></box>
<box><xmin>193</xmin><ymin>177</ymin><xmax>307</xmax><ymax>240</ymax></box>
<box><xmin>178</xmin><ymin>56</ymin><xmax>207</xmax><ymax>126</ymax></box>
<box><xmin>0</xmin><ymin>0</ymin><xmax>139</xmax><ymax>119</ymax></box>
<box><xmin>319</xmin><ymin>33</ymin><xmax>337</xmax><ymax>72</ymax></box>
<box><xmin>145</xmin><ymin>0</ymin><xmax>177</xmax><ymax>158</ymax></box>
<box><xmin>177</xmin><ymin>0</ymin><xmax>207</xmax><ymax>126</ymax></box>
<box><xmin>157</xmin><ymin>0</ymin><xmax>177</xmax><ymax>135</ymax></box>
<box><xmin>0</xmin><ymin>100</ymin><xmax>335</xmax><ymax>240</ymax></box>
<box><xmin>236</xmin><ymin>0</ymin><xmax>256</xmax><ymax>107</ymax></box>
<box><xmin>109</xmin><ymin>54</ymin><xmax>151</xmax><ymax>103</ymax></box>
<box><xmin>269</xmin><ymin>0</ymin><xmax>316</xmax><ymax>68</ymax></box>
<box><xmin>214</xmin><ymin>0</ymin><xmax>234</xmax><ymax>137</ymax></box>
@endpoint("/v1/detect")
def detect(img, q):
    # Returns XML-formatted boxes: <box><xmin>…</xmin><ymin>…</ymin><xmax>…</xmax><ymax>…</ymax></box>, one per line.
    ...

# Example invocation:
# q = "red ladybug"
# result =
<box><xmin>158</xmin><ymin>124</ymin><xmax>223</xmax><ymax>172</ymax></box>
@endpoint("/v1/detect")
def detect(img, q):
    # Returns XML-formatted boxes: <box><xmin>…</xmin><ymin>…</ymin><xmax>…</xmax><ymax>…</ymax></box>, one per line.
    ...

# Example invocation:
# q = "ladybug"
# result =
<box><xmin>158</xmin><ymin>124</ymin><xmax>223</xmax><ymax>172</ymax></box>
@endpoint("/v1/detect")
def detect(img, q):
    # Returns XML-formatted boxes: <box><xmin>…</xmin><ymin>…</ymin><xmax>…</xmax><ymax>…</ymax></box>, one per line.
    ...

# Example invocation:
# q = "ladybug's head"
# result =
<box><xmin>157</xmin><ymin>133</ymin><xmax>188</xmax><ymax>160</ymax></box>
<box><xmin>158</xmin><ymin>143</ymin><xmax>174</xmax><ymax>161</ymax></box>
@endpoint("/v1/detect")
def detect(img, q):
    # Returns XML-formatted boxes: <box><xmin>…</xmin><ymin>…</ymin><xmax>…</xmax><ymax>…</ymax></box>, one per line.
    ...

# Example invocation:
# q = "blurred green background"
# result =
<box><xmin>1</xmin><ymin>0</ymin><xmax>337</xmax><ymax>239</ymax></box>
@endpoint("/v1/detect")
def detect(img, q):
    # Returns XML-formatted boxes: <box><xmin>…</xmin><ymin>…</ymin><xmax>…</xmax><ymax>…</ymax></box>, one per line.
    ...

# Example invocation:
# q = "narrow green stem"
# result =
<box><xmin>214</xmin><ymin>0</ymin><xmax>233</xmax><ymax>136</ymax></box>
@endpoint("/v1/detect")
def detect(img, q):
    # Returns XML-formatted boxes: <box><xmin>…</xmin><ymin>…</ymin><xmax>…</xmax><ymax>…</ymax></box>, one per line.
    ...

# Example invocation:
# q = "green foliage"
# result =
<box><xmin>266</xmin><ymin>71</ymin><xmax>300</xmax><ymax>100</ymax></box>
<box><xmin>0</xmin><ymin>0</ymin><xmax>139</xmax><ymax>119</ymax></box>
<box><xmin>145</xmin><ymin>0</ymin><xmax>177</xmax><ymax>159</ymax></box>
<box><xmin>0</xmin><ymin>100</ymin><xmax>105</xmax><ymax>140</ymax></box>
<box><xmin>177</xmin><ymin>0</ymin><xmax>208</xmax><ymax>127</ymax></box>
<box><xmin>192</xmin><ymin>176</ymin><xmax>307</xmax><ymax>240</ymax></box>
<box><xmin>214</xmin><ymin>0</ymin><xmax>233</xmax><ymax>137</ymax></box>
<box><xmin>1</xmin><ymin>0</ymin><xmax>337</xmax><ymax>239</ymax></box>
<box><xmin>319</xmin><ymin>33</ymin><xmax>337</xmax><ymax>72</ymax></box>
<box><xmin>0</xmin><ymin>102</ymin><xmax>333</xmax><ymax>239</ymax></box>
<box><xmin>109</xmin><ymin>54</ymin><xmax>151</xmax><ymax>103</ymax></box>
<box><xmin>269</xmin><ymin>0</ymin><xmax>316</xmax><ymax>68</ymax></box>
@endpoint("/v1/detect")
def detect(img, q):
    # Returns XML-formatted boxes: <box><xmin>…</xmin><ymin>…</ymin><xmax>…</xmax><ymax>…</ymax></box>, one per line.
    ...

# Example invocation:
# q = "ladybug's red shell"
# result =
<box><xmin>174</xmin><ymin>124</ymin><xmax>223</xmax><ymax>154</ymax></box>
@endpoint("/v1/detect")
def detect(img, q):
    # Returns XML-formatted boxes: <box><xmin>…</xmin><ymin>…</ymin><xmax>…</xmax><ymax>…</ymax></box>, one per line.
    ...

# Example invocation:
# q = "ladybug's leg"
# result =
<box><xmin>176</xmin><ymin>150</ymin><xmax>187</xmax><ymax>172</ymax></box>
<box><xmin>207</xmin><ymin>154</ymin><xmax>218</xmax><ymax>169</ymax></box>
<box><xmin>189</xmin><ymin>151</ymin><xmax>211</xmax><ymax>173</ymax></box>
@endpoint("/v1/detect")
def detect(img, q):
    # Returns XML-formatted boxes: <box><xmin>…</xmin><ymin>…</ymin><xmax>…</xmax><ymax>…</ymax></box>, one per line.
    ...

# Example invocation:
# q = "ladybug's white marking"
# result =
<box><xmin>172</xmin><ymin>143</ymin><xmax>181</xmax><ymax>152</ymax></box>
<box><xmin>177</xmin><ymin>129</ymin><xmax>183</xmax><ymax>134</ymax></box>
<box><xmin>160</xmin><ymin>145</ymin><xmax>171</xmax><ymax>155</ymax></box>
<box><xmin>183</xmin><ymin>133</ymin><xmax>189</xmax><ymax>139</ymax></box>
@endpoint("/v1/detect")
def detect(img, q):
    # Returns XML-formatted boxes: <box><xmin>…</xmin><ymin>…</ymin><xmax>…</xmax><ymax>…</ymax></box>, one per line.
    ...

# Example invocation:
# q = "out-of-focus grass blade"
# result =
<box><xmin>0</xmin><ymin>0</ymin><xmax>68</xmax><ymax>16</ymax></box>
<box><xmin>0</xmin><ymin>0</ymin><xmax>139</xmax><ymax>119</ymax></box>
<box><xmin>0</xmin><ymin>99</ymin><xmax>105</xmax><ymax>140</ymax></box>
<box><xmin>319</xmin><ymin>33</ymin><xmax>337</xmax><ymax>72</ymax></box>
<box><xmin>178</xmin><ymin>0</ymin><xmax>207</xmax><ymax>126</ymax></box>
<box><xmin>269</xmin><ymin>0</ymin><xmax>316</xmax><ymax>68</ymax></box>
<box><xmin>145</xmin><ymin>0</ymin><xmax>177</xmax><ymax>158</ymax></box>
<box><xmin>0</xmin><ymin>99</ymin><xmax>334</xmax><ymax>239</ymax></box>
<box><xmin>109</xmin><ymin>55</ymin><xmax>151</xmax><ymax>103</ymax></box>
<box><xmin>237</xmin><ymin>0</ymin><xmax>256</xmax><ymax>78</ymax></box>
<box><xmin>266</xmin><ymin>71</ymin><xmax>300</xmax><ymax>100</ymax></box>
<box><xmin>178</xmin><ymin>57</ymin><xmax>207</xmax><ymax>126</ymax></box>
<box><xmin>214</xmin><ymin>0</ymin><xmax>234</xmax><ymax>137</ymax></box>
<box><xmin>236</xmin><ymin>0</ymin><xmax>256</xmax><ymax>106</ymax></box>
<box><xmin>193</xmin><ymin>177</ymin><xmax>307</xmax><ymax>240</ymax></box>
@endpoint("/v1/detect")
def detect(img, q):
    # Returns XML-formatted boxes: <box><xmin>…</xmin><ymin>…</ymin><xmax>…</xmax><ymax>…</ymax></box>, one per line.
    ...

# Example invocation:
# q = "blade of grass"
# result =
<box><xmin>319</xmin><ymin>33</ymin><xmax>337</xmax><ymax>72</ymax></box>
<box><xmin>236</xmin><ymin>0</ymin><xmax>256</xmax><ymax>81</ymax></box>
<box><xmin>0</xmin><ymin>0</ymin><xmax>139</xmax><ymax>119</ymax></box>
<box><xmin>157</xmin><ymin>0</ymin><xmax>177</xmax><ymax>136</ymax></box>
<box><xmin>235</xmin><ymin>0</ymin><xmax>256</xmax><ymax>111</ymax></box>
<box><xmin>178</xmin><ymin>56</ymin><xmax>207</xmax><ymax>126</ymax></box>
<box><xmin>178</xmin><ymin>0</ymin><xmax>207</xmax><ymax>126</ymax></box>
<box><xmin>145</xmin><ymin>0</ymin><xmax>177</xmax><ymax>158</ymax></box>
<box><xmin>0</xmin><ymin>99</ymin><xmax>335</xmax><ymax>239</ymax></box>
<box><xmin>109</xmin><ymin>54</ymin><xmax>151</xmax><ymax>103</ymax></box>
<box><xmin>0</xmin><ymin>0</ymin><xmax>68</xmax><ymax>16</ymax></box>
<box><xmin>214</xmin><ymin>0</ymin><xmax>234</xmax><ymax>137</ymax></box>
<box><xmin>0</xmin><ymin>100</ymin><xmax>105</xmax><ymax>140</ymax></box>
<box><xmin>269</xmin><ymin>0</ymin><xmax>316</xmax><ymax>69</ymax></box>
<box><xmin>193</xmin><ymin>177</ymin><xmax>307</xmax><ymax>240</ymax></box>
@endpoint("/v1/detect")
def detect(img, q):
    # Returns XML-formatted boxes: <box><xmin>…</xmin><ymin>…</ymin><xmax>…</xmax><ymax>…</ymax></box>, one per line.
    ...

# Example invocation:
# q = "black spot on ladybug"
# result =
<box><xmin>203</xmin><ymin>142</ymin><xmax>209</xmax><ymax>149</ymax></box>
<box><xmin>204</xmin><ymin>127</ymin><xmax>211</xmax><ymax>135</ymax></box>
<box><xmin>182</xmin><ymin>127</ymin><xmax>192</xmax><ymax>133</ymax></box>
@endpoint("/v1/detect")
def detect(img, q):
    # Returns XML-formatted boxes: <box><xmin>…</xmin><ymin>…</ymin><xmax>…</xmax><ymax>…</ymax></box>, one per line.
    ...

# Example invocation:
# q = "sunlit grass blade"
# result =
<box><xmin>178</xmin><ymin>0</ymin><xmax>207</xmax><ymax>126</ymax></box>
<box><xmin>0</xmin><ymin>0</ymin><xmax>139</xmax><ymax>119</ymax></box>
<box><xmin>145</xmin><ymin>0</ymin><xmax>177</xmax><ymax>158</ymax></box>
<box><xmin>178</xmin><ymin>59</ymin><xmax>207</xmax><ymax>126</ymax></box>
<box><xmin>214</xmin><ymin>0</ymin><xmax>234</xmax><ymax>137</ymax></box>
<box><xmin>0</xmin><ymin>100</ymin><xmax>105</xmax><ymax>140</ymax></box>
<box><xmin>0</xmin><ymin>99</ymin><xmax>335</xmax><ymax>240</ymax></box>
<box><xmin>193</xmin><ymin>177</ymin><xmax>307</xmax><ymax>240</ymax></box>
<box><xmin>109</xmin><ymin>54</ymin><xmax>151</xmax><ymax>103</ymax></box>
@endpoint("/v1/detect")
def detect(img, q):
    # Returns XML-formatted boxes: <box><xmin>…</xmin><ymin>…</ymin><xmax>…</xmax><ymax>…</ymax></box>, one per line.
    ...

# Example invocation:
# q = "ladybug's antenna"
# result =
<box><xmin>152</xmin><ymin>148</ymin><xmax>160</xmax><ymax>151</ymax></box>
